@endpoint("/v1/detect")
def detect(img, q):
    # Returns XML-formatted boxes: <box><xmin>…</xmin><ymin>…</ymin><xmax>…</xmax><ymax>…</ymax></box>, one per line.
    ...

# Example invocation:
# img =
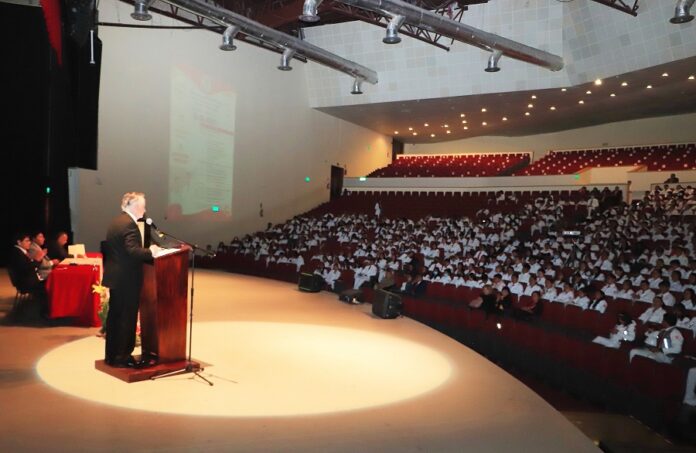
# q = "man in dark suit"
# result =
<box><xmin>102</xmin><ymin>192</ymin><xmax>160</xmax><ymax>368</ymax></box>
<box><xmin>47</xmin><ymin>231</ymin><xmax>71</xmax><ymax>261</ymax></box>
<box><xmin>8</xmin><ymin>232</ymin><xmax>48</xmax><ymax>316</ymax></box>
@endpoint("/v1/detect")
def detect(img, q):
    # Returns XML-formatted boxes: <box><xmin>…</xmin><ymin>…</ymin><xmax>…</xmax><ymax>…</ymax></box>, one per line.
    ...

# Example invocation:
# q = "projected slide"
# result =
<box><xmin>168</xmin><ymin>65</ymin><xmax>235</xmax><ymax>220</ymax></box>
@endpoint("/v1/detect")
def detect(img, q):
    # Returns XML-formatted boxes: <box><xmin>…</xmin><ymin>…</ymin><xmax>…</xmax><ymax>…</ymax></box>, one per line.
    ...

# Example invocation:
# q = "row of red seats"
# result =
<box><xmin>369</xmin><ymin>153</ymin><xmax>530</xmax><ymax>177</ymax></box>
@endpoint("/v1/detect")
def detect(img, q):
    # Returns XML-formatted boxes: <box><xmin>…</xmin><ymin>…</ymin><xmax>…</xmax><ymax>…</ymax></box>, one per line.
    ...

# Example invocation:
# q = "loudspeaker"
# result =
<box><xmin>298</xmin><ymin>273</ymin><xmax>323</xmax><ymax>292</ymax></box>
<box><xmin>372</xmin><ymin>289</ymin><xmax>402</xmax><ymax>319</ymax></box>
<box><xmin>339</xmin><ymin>289</ymin><xmax>363</xmax><ymax>304</ymax></box>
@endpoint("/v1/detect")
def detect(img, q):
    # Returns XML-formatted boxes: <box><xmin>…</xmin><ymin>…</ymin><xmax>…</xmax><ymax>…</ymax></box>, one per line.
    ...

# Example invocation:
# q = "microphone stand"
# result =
<box><xmin>150</xmin><ymin>228</ymin><xmax>215</xmax><ymax>386</ymax></box>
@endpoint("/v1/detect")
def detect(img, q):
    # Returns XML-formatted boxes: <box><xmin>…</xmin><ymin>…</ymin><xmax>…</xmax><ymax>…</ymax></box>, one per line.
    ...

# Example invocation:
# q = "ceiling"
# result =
<box><xmin>317</xmin><ymin>56</ymin><xmax>696</xmax><ymax>144</ymax></box>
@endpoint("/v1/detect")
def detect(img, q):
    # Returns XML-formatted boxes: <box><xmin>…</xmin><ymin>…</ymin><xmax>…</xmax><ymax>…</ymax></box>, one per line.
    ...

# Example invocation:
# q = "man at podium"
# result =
<box><xmin>102</xmin><ymin>192</ymin><xmax>160</xmax><ymax>368</ymax></box>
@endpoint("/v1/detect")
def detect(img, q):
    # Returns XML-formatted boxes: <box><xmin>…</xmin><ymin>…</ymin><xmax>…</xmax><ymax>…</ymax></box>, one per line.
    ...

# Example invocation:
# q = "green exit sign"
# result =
<box><xmin>211</xmin><ymin>205</ymin><xmax>220</xmax><ymax>212</ymax></box>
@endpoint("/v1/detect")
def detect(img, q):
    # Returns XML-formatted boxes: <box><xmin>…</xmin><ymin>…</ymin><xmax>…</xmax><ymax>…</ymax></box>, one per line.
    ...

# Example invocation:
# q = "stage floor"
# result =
<box><xmin>0</xmin><ymin>269</ymin><xmax>598</xmax><ymax>452</ymax></box>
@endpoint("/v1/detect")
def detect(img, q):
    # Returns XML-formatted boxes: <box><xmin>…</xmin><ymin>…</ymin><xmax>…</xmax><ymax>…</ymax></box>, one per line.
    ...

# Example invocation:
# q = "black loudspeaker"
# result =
<box><xmin>298</xmin><ymin>273</ymin><xmax>323</xmax><ymax>292</ymax></box>
<box><xmin>372</xmin><ymin>289</ymin><xmax>402</xmax><ymax>319</ymax></box>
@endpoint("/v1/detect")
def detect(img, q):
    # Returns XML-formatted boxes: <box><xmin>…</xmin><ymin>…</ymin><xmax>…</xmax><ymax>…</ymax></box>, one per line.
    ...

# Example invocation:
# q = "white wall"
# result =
<box><xmin>405</xmin><ymin>113</ymin><xmax>696</xmax><ymax>161</ymax></box>
<box><xmin>74</xmin><ymin>0</ymin><xmax>390</xmax><ymax>250</ymax></box>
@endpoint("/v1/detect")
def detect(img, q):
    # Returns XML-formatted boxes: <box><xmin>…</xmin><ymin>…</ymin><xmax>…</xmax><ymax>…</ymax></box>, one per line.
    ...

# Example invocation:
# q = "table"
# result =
<box><xmin>46</xmin><ymin>262</ymin><xmax>102</xmax><ymax>327</ymax></box>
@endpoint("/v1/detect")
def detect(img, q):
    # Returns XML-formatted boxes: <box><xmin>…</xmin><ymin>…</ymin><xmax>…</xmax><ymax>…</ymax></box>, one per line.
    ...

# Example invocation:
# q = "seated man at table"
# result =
<box><xmin>8</xmin><ymin>232</ymin><xmax>48</xmax><ymax>315</ymax></box>
<box><xmin>47</xmin><ymin>231</ymin><xmax>72</xmax><ymax>261</ymax></box>
<box><xmin>28</xmin><ymin>231</ymin><xmax>60</xmax><ymax>280</ymax></box>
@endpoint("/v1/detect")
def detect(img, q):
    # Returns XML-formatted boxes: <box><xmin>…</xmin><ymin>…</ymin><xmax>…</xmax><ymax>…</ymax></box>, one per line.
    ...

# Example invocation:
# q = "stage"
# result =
<box><xmin>0</xmin><ymin>269</ymin><xmax>598</xmax><ymax>452</ymax></box>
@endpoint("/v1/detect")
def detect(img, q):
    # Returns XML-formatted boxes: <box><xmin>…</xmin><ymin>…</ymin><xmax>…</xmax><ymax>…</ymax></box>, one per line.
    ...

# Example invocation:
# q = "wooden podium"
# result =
<box><xmin>95</xmin><ymin>248</ymin><xmax>201</xmax><ymax>383</ymax></box>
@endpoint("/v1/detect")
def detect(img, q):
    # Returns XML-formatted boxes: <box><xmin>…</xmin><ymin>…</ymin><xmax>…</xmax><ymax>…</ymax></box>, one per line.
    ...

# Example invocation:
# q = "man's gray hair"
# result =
<box><xmin>121</xmin><ymin>192</ymin><xmax>145</xmax><ymax>211</ymax></box>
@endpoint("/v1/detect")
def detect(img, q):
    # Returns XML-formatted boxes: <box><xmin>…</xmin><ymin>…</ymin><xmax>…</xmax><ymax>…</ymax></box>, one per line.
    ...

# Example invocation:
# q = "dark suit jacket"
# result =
<box><xmin>102</xmin><ymin>212</ymin><xmax>153</xmax><ymax>290</ymax></box>
<box><xmin>8</xmin><ymin>246</ymin><xmax>42</xmax><ymax>291</ymax></box>
<box><xmin>47</xmin><ymin>240</ymin><xmax>70</xmax><ymax>261</ymax></box>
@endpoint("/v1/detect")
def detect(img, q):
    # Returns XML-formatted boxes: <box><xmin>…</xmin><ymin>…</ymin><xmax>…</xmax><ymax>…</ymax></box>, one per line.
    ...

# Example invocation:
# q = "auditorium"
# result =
<box><xmin>2</xmin><ymin>0</ymin><xmax>696</xmax><ymax>451</ymax></box>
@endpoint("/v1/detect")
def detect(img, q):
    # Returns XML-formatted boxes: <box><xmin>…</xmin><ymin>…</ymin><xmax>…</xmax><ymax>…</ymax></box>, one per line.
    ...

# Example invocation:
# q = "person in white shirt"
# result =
<box><xmin>522</xmin><ymin>276</ymin><xmax>543</xmax><ymax>297</ymax></box>
<box><xmin>601</xmin><ymin>274</ymin><xmax>619</xmax><ymax>298</ymax></box>
<box><xmin>587</xmin><ymin>290</ymin><xmax>608</xmax><ymax>313</ymax></box>
<box><xmin>542</xmin><ymin>280</ymin><xmax>558</xmax><ymax>301</ymax></box>
<box><xmin>593</xmin><ymin>313</ymin><xmax>636</xmax><ymax>348</ymax></box>
<box><xmin>322</xmin><ymin>264</ymin><xmax>341</xmax><ymax>290</ymax></box>
<box><xmin>669</xmin><ymin>270</ymin><xmax>684</xmax><ymax>292</ymax></box>
<box><xmin>657</xmin><ymin>281</ymin><xmax>676</xmax><ymax>307</ymax></box>
<box><xmin>638</xmin><ymin>297</ymin><xmax>666</xmax><ymax>325</ymax></box>
<box><xmin>374</xmin><ymin>202</ymin><xmax>381</xmax><ymax>218</ymax></box>
<box><xmin>518</xmin><ymin>265</ymin><xmax>531</xmax><ymax>285</ymax></box>
<box><xmin>353</xmin><ymin>259</ymin><xmax>378</xmax><ymax>290</ymax></box>
<box><xmin>629</xmin><ymin>313</ymin><xmax>683</xmax><ymax>364</ymax></box>
<box><xmin>674</xmin><ymin>303</ymin><xmax>696</xmax><ymax>335</ymax></box>
<box><xmin>615</xmin><ymin>281</ymin><xmax>634</xmax><ymax>300</ymax></box>
<box><xmin>571</xmin><ymin>288</ymin><xmax>590</xmax><ymax>310</ymax></box>
<box><xmin>508</xmin><ymin>273</ymin><xmax>524</xmax><ymax>296</ymax></box>
<box><xmin>681</xmin><ymin>288</ymin><xmax>695</xmax><ymax>310</ymax></box>
<box><xmin>633</xmin><ymin>280</ymin><xmax>655</xmax><ymax>304</ymax></box>
<box><xmin>554</xmin><ymin>283</ymin><xmax>575</xmax><ymax>304</ymax></box>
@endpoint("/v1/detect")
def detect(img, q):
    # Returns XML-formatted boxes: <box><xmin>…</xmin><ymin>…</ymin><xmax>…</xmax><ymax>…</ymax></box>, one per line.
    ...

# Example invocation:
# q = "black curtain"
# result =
<box><xmin>0</xmin><ymin>2</ymin><xmax>101</xmax><ymax>265</ymax></box>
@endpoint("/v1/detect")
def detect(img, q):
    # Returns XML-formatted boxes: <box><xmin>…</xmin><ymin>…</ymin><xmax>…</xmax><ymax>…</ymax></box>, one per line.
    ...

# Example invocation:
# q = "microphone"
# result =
<box><xmin>145</xmin><ymin>217</ymin><xmax>164</xmax><ymax>237</ymax></box>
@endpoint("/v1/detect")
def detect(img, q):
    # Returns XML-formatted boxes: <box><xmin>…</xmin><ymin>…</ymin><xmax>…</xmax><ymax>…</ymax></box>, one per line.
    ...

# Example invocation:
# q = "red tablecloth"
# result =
<box><xmin>46</xmin><ymin>265</ymin><xmax>102</xmax><ymax>327</ymax></box>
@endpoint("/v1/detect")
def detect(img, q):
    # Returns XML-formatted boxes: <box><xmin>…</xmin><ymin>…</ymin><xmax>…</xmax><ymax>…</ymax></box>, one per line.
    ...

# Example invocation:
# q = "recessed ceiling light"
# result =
<box><xmin>561</xmin><ymin>88</ymin><xmax>567</xmax><ymax>92</ymax></box>
<box><xmin>424</xmin><ymin>123</ymin><xmax>429</xmax><ymax>126</ymax></box>
<box><xmin>524</xmin><ymin>112</ymin><xmax>530</xmax><ymax>116</ymax></box>
<box><xmin>463</xmin><ymin>126</ymin><xmax>468</xmax><ymax>130</ymax></box>
<box><xmin>460</xmin><ymin>113</ymin><xmax>466</xmax><ymax>118</ymax></box>
<box><xmin>482</xmin><ymin>122</ymin><xmax>487</xmax><ymax>126</ymax></box>
<box><xmin>578</xmin><ymin>100</ymin><xmax>585</xmax><ymax>104</ymax></box>
<box><xmin>430</xmin><ymin>133</ymin><xmax>435</xmax><ymax>138</ymax></box>
<box><xmin>549</xmin><ymin>106</ymin><xmax>556</xmax><ymax>110</ymax></box>
<box><xmin>527</xmin><ymin>103</ymin><xmax>534</xmax><ymax>108</ymax></box>
<box><xmin>646</xmin><ymin>85</ymin><xmax>652</xmax><ymax>89</ymax></box>
<box><xmin>586</xmin><ymin>90</ymin><xmax>592</xmax><ymax>95</ymax></box>
<box><xmin>662</xmin><ymin>72</ymin><xmax>669</xmax><ymax>77</ymax></box>
<box><xmin>594</xmin><ymin>78</ymin><xmax>602</xmax><ymax>86</ymax></box>
<box><xmin>481</xmin><ymin>108</ymin><xmax>487</xmax><ymax>112</ymax></box>
<box><xmin>610</xmin><ymin>93</ymin><xmax>616</xmax><ymax>97</ymax></box>
<box><xmin>689</xmin><ymin>75</ymin><xmax>695</xmax><ymax>80</ymax></box>
<box><xmin>412</xmin><ymin>132</ymin><xmax>418</xmax><ymax>136</ymax></box>
<box><xmin>408</xmin><ymin>127</ymin><xmax>413</xmax><ymax>131</ymax></box>
<box><xmin>531</xmin><ymin>95</ymin><xmax>537</xmax><ymax>99</ymax></box>
<box><xmin>443</xmin><ymin>124</ymin><xmax>449</xmax><ymax>128</ymax></box>
<box><xmin>462</xmin><ymin>120</ymin><xmax>467</xmax><ymax>124</ymax></box>
<box><xmin>446</xmin><ymin>130</ymin><xmax>451</xmax><ymax>134</ymax></box>
<box><xmin>621</xmin><ymin>82</ymin><xmax>628</xmax><ymax>87</ymax></box>
<box><xmin>394</xmin><ymin>131</ymin><xmax>399</xmax><ymax>134</ymax></box>
<box><xmin>502</xmin><ymin>117</ymin><xmax>508</xmax><ymax>121</ymax></box>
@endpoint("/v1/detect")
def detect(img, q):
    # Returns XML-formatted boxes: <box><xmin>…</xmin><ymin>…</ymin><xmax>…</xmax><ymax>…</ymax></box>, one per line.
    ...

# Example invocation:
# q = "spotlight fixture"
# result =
<box><xmin>670</xmin><ymin>0</ymin><xmax>695</xmax><ymax>24</ymax></box>
<box><xmin>219</xmin><ymin>25</ymin><xmax>240</xmax><ymax>51</ymax></box>
<box><xmin>394</xmin><ymin>131</ymin><xmax>399</xmax><ymax>135</ymax></box>
<box><xmin>408</xmin><ymin>127</ymin><xmax>413</xmax><ymax>131</ymax></box>
<box><xmin>594</xmin><ymin>78</ymin><xmax>602</xmax><ymax>86</ymax></box>
<box><xmin>350</xmin><ymin>78</ymin><xmax>363</xmax><ymax>95</ymax></box>
<box><xmin>446</xmin><ymin>130</ymin><xmax>451</xmax><ymax>134</ymax></box>
<box><xmin>462</xmin><ymin>120</ymin><xmax>467</xmax><ymax>124</ymax></box>
<box><xmin>131</xmin><ymin>0</ymin><xmax>153</xmax><ymax>21</ymax></box>
<box><xmin>412</xmin><ymin>132</ymin><xmax>418</xmax><ymax>136</ymax></box>
<box><xmin>443</xmin><ymin>124</ymin><xmax>449</xmax><ymax>128</ymax></box>
<box><xmin>662</xmin><ymin>72</ymin><xmax>669</xmax><ymax>77</ymax></box>
<box><xmin>383</xmin><ymin>14</ymin><xmax>406</xmax><ymax>44</ymax></box>
<box><xmin>299</xmin><ymin>0</ymin><xmax>323</xmax><ymax>23</ymax></box>
<box><xmin>278</xmin><ymin>48</ymin><xmax>296</xmax><ymax>71</ymax></box>
<box><xmin>485</xmin><ymin>50</ymin><xmax>502</xmax><ymax>72</ymax></box>
<box><xmin>463</xmin><ymin>126</ymin><xmax>469</xmax><ymax>130</ymax></box>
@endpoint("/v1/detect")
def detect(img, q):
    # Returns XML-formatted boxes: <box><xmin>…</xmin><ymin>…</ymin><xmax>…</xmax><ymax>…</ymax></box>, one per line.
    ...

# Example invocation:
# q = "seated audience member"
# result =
<box><xmin>508</xmin><ymin>273</ymin><xmax>524</xmax><ymax>296</ymax></box>
<box><xmin>353</xmin><ymin>259</ymin><xmax>377</xmax><ymax>289</ymax></box>
<box><xmin>601</xmin><ymin>274</ymin><xmax>619</xmax><ymax>298</ymax></box>
<box><xmin>376</xmin><ymin>269</ymin><xmax>397</xmax><ymax>292</ymax></box>
<box><xmin>554</xmin><ymin>282</ymin><xmax>575</xmax><ymax>304</ymax></box>
<box><xmin>656</xmin><ymin>281</ymin><xmax>676</xmax><ymax>307</ymax></box>
<box><xmin>674</xmin><ymin>303</ymin><xmax>696</xmax><ymax>334</ymax></box>
<box><xmin>469</xmin><ymin>284</ymin><xmax>496</xmax><ymax>312</ymax></box>
<box><xmin>8</xmin><ymin>233</ymin><xmax>48</xmax><ymax>315</ymax></box>
<box><xmin>588</xmin><ymin>289</ymin><xmax>608</xmax><ymax>313</ymax></box>
<box><xmin>494</xmin><ymin>287</ymin><xmax>513</xmax><ymax>315</ymax></box>
<box><xmin>397</xmin><ymin>274</ymin><xmax>413</xmax><ymax>294</ymax></box>
<box><xmin>615</xmin><ymin>280</ymin><xmax>634</xmax><ymax>300</ymax></box>
<box><xmin>542</xmin><ymin>279</ymin><xmax>557</xmax><ymax>301</ymax></box>
<box><xmin>629</xmin><ymin>313</ymin><xmax>683</xmax><ymax>364</ymax></box>
<box><xmin>409</xmin><ymin>274</ymin><xmax>428</xmax><ymax>297</ymax></box>
<box><xmin>570</xmin><ymin>287</ymin><xmax>590</xmax><ymax>310</ymax></box>
<box><xmin>681</xmin><ymin>288</ymin><xmax>695</xmax><ymax>310</ymax></box>
<box><xmin>28</xmin><ymin>231</ymin><xmax>59</xmax><ymax>280</ymax></box>
<box><xmin>321</xmin><ymin>264</ymin><xmax>341</xmax><ymax>291</ymax></box>
<box><xmin>669</xmin><ymin>270</ymin><xmax>684</xmax><ymax>293</ymax></box>
<box><xmin>522</xmin><ymin>275</ymin><xmax>542</xmax><ymax>296</ymax></box>
<box><xmin>592</xmin><ymin>312</ymin><xmax>636</xmax><ymax>349</ymax></box>
<box><xmin>633</xmin><ymin>280</ymin><xmax>655</xmax><ymax>304</ymax></box>
<box><xmin>665</xmin><ymin>173</ymin><xmax>679</xmax><ymax>184</ymax></box>
<box><xmin>47</xmin><ymin>231</ymin><xmax>71</xmax><ymax>261</ymax></box>
<box><xmin>638</xmin><ymin>296</ymin><xmax>666</xmax><ymax>325</ymax></box>
<box><xmin>513</xmin><ymin>291</ymin><xmax>542</xmax><ymax>320</ymax></box>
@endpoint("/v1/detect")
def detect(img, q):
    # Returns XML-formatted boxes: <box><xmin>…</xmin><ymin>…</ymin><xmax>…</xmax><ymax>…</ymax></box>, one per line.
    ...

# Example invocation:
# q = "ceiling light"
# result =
<box><xmin>524</xmin><ymin>112</ymin><xmax>530</xmax><ymax>116</ymax></box>
<box><xmin>646</xmin><ymin>85</ymin><xmax>653</xmax><ymax>89</ymax></box>
<box><xmin>561</xmin><ymin>88</ymin><xmax>567</xmax><ymax>92</ymax></box>
<box><xmin>408</xmin><ymin>127</ymin><xmax>413</xmax><ymax>131</ymax></box>
<box><xmin>482</xmin><ymin>122</ymin><xmax>487</xmax><ymax>126</ymax></box>
<box><xmin>502</xmin><ymin>117</ymin><xmax>508</xmax><ymax>121</ymax></box>
<box><xmin>670</xmin><ymin>0</ymin><xmax>695</xmax><ymax>24</ymax></box>
<box><xmin>460</xmin><ymin>113</ymin><xmax>466</xmax><ymax>117</ymax></box>
<box><xmin>527</xmin><ymin>103</ymin><xmax>534</xmax><ymax>108</ymax></box>
<box><xmin>446</xmin><ymin>130</ymin><xmax>451</xmax><ymax>134</ymax></box>
<box><xmin>594</xmin><ymin>78</ymin><xmax>602</xmax><ymax>86</ymax></box>
<box><xmin>413</xmin><ymin>132</ymin><xmax>418</xmax><ymax>136</ymax></box>
<box><xmin>394</xmin><ymin>131</ymin><xmax>399</xmax><ymax>134</ymax></box>
<box><xmin>578</xmin><ymin>100</ymin><xmax>585</xmax><ymax>104</ymax></box>
<box><xmin>662</xmin><ymin>72</ymin><xmax>669</xmax><ymax>77</ymax></box>
<box><xmin>443</xmin><ymin>124</ymin><xmax>449</xmax><ymax>128</ymax></box>
<box><xmin>586</xmin><ymin>90</ymin><xmax>592</xmax><ymax>95</ymax></box>
<box><xmin>689</xmin><ymin>75</ymin><xmax>695</xmax><ymax>80</ymax></box>
<box><xmin>430</xmin><ymin>133</ymin><xmax>436</xmax><ymax>138</ymax></box>
<box><xmin>531</xmin><ymin>95</ymin><xmax>537</xmax><ymax>99</ymax></box>
<box><xmin>610</xmin><ymin>93</ymin><xmax>616</xmax><ymax>97</ymax></box>
<box><xmin>549</xmin><ymin>106</ymin><xmax>556</xmax><ymax>110</ymax></box>
<box><xmin>424</xmin><ymin>123</ymin><xmax>429</xmax><ymax>127</ymax></box>
<box><xmin>463</xmin><ymin>126</ymin><xmax>469</xmax><ymax>130</ymax></box>
<box><xmin>462</xmin><ymin>120</ymin><xmax>467</xmax><ymax>124</ymax></box>
<box><xmin>621</xmin><ymin>81</ymin><xmax>628</xmax><ymax>86</ymax></box>
<box><xmin>481</xmin><ymin>108</ymin><xmax>487</xmax><ymax>112</ymax></box>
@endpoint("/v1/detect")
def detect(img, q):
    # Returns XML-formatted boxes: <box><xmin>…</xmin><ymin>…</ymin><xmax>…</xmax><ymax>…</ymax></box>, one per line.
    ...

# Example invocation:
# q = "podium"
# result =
<box><xmin>95</xmin><ymin>248</ymin><xmax>201</xmax><ymax>383</ymax></box>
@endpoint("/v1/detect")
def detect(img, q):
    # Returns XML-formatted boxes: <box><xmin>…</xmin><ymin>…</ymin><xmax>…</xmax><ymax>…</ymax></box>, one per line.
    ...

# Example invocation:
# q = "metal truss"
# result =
<box><xmin>589</xmin><ymin>0</ymin><xmax>639</xmax><ymax>16</ymax></box>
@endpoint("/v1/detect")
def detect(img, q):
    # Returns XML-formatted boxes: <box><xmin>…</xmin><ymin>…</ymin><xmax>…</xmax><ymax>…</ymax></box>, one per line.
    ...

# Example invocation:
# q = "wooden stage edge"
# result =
<box><xmin>95</xmin><ymin>357</ymin><xmax>203</xmax><ymax>383</ymax></box>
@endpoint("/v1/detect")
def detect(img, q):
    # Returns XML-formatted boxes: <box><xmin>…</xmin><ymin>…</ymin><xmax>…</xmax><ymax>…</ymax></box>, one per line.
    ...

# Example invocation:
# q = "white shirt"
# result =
<box><xmin>639</xmin><ymin>307</ymin><xmax>666</xmax><ymax>324</ymax></box>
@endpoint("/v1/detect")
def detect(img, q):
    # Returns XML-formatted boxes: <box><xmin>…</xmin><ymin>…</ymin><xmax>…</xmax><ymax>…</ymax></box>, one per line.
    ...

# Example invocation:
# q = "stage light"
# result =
<box><xmin>585</xmin><ymin>90</ymin><xmax>592</xmax><ymax>95</ymax></box>
<box><xmin>525</xmin><ymin>112</ymin><xmax>530</xmax><ymax>116</ymax></box>
<box><xmin>383</xmin><ymin>14</ymin><xmax>406</xmax><ymax>44</ymax></box>
<box><xmin>610</xmin><ymin>93</ymin><xmax>616</xmax><ymax>97</ymax></box>
<box><xmin>408</xmin><ymin>127</ymin><xmax>413</xmax><ymax>131</ymax></box>
<box><xmin>299</xmin><ymin>0</ymin><xmax>323</xmax><ymax>22</ymax></box>
<box><xmin>446</xmin><ymin>130</ymin><xmax>451</xmax><ymax>134</ymax></box>
<box><xmin>463</xmin><ymin>126</ymin><xmax>468</xmax><ymax>130</ymax></box>
<box><xmin>351</xmin><ymin>78</ymin><xmax>363</xmax><ymax>95</ymax></box>
<box><xmin>485</xmin><ymin>50</ymin><xmax>502</xmax><ymax>72</ymax></box>
<box><xmin>219</xmin><ymin>26</ymin><xmax>239</xmax><ymax>51</ymax></box>
<box><xmin>430</xmin><ymin>133</ymin><xmax>436</xmax><ymax>138</ymax></box>
<box><xmin>460</xmin><ymin>113</ymin><xmax>466</xmax><ymax>117</ymax></box>
<box><xmin>594</xmin><ymin>78</ymin><xmax>602</xmax><ymax>86</ymax></box>
<box><xmin>670</xmin><ymin>0</ymin><xmax>695</xmax><ymax>24</ymax></box>
<box><xmin>131</xmin><ymin>0</ymin><xmax>153</xmax><ymax>21</ymax></box>
<box><xmin>482</xmin><ymin>121</ymin><xmax>487</xmax><ymax>126</ymax></box>
<box><xmin>211</xmin><ymin>205</ymin><xmax>220</xmax><ymax>212</ymax></box>
<box><xmin>578</xmin><ymin>100</ymin><xmax>585</xmax><ymax>104</ymax></box>
<box><xmin>278</xmin><ymin>48</ymin><xmax>296</xmax><ymax>71</ymax></box>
